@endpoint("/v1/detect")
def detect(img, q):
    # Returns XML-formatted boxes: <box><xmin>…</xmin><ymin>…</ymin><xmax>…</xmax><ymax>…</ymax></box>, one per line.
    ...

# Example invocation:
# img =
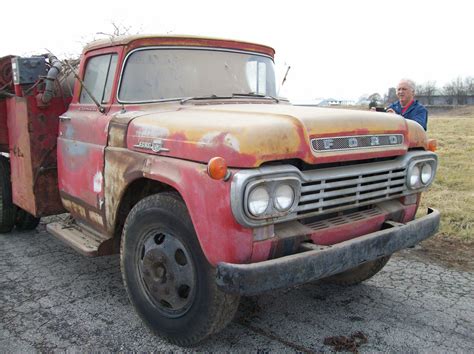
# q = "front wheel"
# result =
<box><xmin>120</xmin><ymin>193</ymin><xmax>239</xmax><ymax>346</ymax></box>
<box><xmin>322</xmin><ymin>256</ymin><xmax>391</xmax><ymax>286</ymax></box>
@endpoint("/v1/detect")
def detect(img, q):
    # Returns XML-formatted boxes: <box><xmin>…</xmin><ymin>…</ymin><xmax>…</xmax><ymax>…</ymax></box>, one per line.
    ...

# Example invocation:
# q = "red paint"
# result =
<box><xmin>6</xmin><ymin>95</ymin><xmax>69</xmax><ymax>216</ymax></box>
<box><xmin>58</xmin><ymin>46</ymin><xmax>124</xmax><ymax>213</ymax></box>
<box><xmin>251</xmin><ymin>239</ymin><xmax>273</xmax><ymax>262</ymax></box>
<box><xmin>0</xmin><ymin>100</ymin><xmax>8</xmax><ymax>151</ymax></box>
<box><xmin>401</xmin><ymin>204</ymin><xmax>418</xmax><ymax>223</ymax></box>
<box><xmin>138</xmin><ymin>156</ymin><xmax>254</xmax><ymax>265</ymax></box>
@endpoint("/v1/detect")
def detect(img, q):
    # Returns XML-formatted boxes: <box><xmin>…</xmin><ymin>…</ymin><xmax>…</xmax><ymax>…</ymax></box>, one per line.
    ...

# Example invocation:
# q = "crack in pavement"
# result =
<box><xmin>1</xmin><ymin>230</ymin><xmax>473</xmax><ymax>352</ymax></box>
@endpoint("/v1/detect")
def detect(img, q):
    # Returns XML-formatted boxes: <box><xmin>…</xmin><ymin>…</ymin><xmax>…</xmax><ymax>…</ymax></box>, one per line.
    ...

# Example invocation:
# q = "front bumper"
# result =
<box><xmin>216</xmin><ymin>208</ymin><xmax>439</xmax><ymax>295</ymax></box>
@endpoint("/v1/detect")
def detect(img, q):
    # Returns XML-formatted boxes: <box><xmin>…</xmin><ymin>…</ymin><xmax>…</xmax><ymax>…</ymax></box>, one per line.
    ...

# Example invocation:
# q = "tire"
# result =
<box><xmin>15</xmin><ymin>208</ymin><xmax>41</xmax><ymax>231</ymax></box>
<box><xmin>0</xmin><ymin>156</ymin><xmax>16</xmax><ymax>233</ymax></box>
<box><xmin>120</xmin><ymin>193</ymin><xmax>240</xmax><ymax>346</ymax></box>
<box><xmin>323</xmin><ymin>256</ymin><xmax>391</xmax><ymax>286</ymax></box>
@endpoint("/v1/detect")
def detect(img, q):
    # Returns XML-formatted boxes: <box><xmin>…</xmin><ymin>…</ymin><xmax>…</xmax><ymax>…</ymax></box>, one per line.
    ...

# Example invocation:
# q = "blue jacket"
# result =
<box><xmin>388</xmin><ymin>100</ymin><xmax>428</xmax><ymax>130</ymax></box>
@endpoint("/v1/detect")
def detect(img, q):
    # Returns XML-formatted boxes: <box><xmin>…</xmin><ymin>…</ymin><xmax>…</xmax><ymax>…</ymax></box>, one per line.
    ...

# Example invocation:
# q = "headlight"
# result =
<box><xmin>274</xmin><ymin>184</ymin><xmax>295</xmax><ymax>211</ymax></box>
<box><xmin>409</xmin><ymin>164</ymin><xmax>421</xmax><ymax>188</ymax></box>
<box><xmin>421</xmin><ymin>163</ymin><xmax>433</xmax><ymax>184</ymax></box>
<box><xmin>243</xmin><ymin>177</ymin><xmax>301</xmax><ymax>220</ymax></box>
<box><xmin>248</xmin><ymin>186</ymin><xmax>270</xmax><ymax>216</ymax></box>
<box><xmin>407</xmin><ymin>158</ymin><xmax>437</xmax><ymax>190</ymax></box>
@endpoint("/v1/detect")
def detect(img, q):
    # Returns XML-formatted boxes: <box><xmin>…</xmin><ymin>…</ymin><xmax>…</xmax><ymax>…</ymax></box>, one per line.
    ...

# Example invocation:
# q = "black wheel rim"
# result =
<box><xmin>137</xmin><ymin>229</ymin><xmax>196</xmax><ymax>318</ymax></box>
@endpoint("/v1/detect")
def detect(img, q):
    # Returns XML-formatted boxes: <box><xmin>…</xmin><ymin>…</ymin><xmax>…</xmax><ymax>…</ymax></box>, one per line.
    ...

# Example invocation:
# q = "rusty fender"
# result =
<box><xmin>216</xmin><ymin>208</ymin><xmax>440</xmax><ymax>295</ymax></box>
<box><xmin>104</xmin><ymin>147</ymin><xmax>254</xmax><ymax>265</ymax></box>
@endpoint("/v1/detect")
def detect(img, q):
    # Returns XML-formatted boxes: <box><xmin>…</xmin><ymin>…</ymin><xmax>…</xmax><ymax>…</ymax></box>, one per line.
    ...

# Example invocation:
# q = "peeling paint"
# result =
<box><xmin>135</xmin><ymin>126</ymin><xmax>170</xmax><ymax>138</ymax></box>
<box><xmin>200</xmin><ymin>132</ymin><xmax>240</xmax><ymax>152</ymax></box>
<box><xmin>67</xmin><ymin>142</ymin><xmax>88</xmax><ymax>157</ymax></box>
<box><xmin>93</xmin><ymin>172</ymin><xmax>103</xmax><ymax>193</ymax></box>
<box><xmin>199</xmin><ymin>131</ymin><xmax>221</xmax><ymax>146</ymax></box>
<box><xmin>224</xmin><ymin>133</ymin><xmax>240</xmax><ymax>152</ymax></box>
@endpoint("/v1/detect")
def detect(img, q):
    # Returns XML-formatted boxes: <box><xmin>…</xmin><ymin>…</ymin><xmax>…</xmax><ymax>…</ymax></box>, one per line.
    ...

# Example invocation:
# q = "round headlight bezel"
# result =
<box><xmin>244</xmin><ymin>177</ymin><xmax>300</xmax><ymax>220</ymax></box>
<box><xmin>407</xmin><ymin>159</ymin><xmax>436</xmax><ymax>190</ymax></box>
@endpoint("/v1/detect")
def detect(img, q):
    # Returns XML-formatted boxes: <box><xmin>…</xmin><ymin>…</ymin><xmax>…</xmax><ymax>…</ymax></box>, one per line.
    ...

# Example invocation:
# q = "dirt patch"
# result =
<box><xmin>324</xmin><ymin>331</ymin><xmax>368</xmax><ymax>353</ymax></box>
<box><xmin>399</xmin><ymin>234</ymin><xmax>474</xmax><ymax>272</ymax></box>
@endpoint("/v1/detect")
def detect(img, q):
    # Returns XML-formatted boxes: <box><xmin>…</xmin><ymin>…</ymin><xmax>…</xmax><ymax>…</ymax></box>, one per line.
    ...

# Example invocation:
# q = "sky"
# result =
<box><xmin>1</xmin><ymin>0</ymin><xmax>472</xmax><ymax>101</ymax></box>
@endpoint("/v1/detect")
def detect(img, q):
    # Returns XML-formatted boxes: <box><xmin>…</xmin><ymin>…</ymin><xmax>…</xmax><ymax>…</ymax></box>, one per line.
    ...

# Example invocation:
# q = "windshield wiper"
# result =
<box><xmin>180</xmin><ymin>94</ymin><xmax>232</xmax><ymax>104</ymax></box>
<box><xmin>232</xmin><ymin>93</ymin><xmax>280</xmax><ymax>103</ymax></box>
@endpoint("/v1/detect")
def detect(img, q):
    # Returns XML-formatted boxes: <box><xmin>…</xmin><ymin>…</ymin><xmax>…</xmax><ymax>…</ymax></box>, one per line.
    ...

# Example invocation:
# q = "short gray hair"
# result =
<box><xmin>399</xmin><ymin>78</ymin><xmax>416</xmax><ymax>92</ymax></box>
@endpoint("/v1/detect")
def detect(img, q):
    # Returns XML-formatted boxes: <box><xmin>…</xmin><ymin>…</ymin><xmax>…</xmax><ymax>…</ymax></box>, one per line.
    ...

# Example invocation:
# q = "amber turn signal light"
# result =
<box><xmin>427</xmin><ymin>139</ymin><xmax>437</xmax><ymax>152</ymax></box>
<box><xmin>207</xmin><ymin>157</ymin><xmax>231</xmax><ymax>180</ymax></box>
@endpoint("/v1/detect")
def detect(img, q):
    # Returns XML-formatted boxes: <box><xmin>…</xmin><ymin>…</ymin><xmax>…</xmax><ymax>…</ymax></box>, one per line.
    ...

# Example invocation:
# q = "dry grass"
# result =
<box><xmin>418</xmin><ymin>107</ymin><xmax>474</xmax><ymax>241</ymax></box>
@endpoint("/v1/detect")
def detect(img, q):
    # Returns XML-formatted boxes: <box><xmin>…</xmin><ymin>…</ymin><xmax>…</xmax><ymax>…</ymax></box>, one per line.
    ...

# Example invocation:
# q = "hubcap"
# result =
<box><xmin>139</xmin><ymin>231</ymin><xmax>196</xmax><ymax>316</ymax></box>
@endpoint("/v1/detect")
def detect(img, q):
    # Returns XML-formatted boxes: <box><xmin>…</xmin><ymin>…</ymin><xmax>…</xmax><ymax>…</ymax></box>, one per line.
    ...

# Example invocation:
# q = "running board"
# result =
<box><xmin>47</xmin><ymin>221</ymin><xmax>111</xmax><ymax>257</ymax></box>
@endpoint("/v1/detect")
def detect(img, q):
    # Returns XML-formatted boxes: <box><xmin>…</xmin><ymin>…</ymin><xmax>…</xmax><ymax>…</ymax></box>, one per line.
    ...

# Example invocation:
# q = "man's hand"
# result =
<box><xmin>386</xmin><ymin>108</ymin><xmax>396</xmax><ymax>114</ymax></box>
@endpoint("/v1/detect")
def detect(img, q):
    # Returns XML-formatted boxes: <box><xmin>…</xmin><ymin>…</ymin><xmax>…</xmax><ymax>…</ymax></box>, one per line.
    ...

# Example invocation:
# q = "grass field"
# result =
<box><xmin>418</xmin><ymin>107</ymin><xmax>474</xmax><ymax>241</ymax></box>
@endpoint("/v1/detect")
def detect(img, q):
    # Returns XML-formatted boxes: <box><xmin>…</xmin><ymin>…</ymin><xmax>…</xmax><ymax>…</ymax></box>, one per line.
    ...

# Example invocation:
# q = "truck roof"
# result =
<box><xmin>83</xmin><ymin>34</ymin><xmax>275</xmax><ymax>58</ymax></box>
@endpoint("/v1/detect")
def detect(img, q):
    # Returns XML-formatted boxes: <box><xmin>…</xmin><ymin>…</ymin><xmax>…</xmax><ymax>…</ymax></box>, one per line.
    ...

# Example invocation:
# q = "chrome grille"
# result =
<box><xmin>296</xmin><ymin>165</ymin><xmax>407</xmax><ymax>217</ymax></box>
<box><xmin>231</xmin><ymin>151</ymin><xmax>436</xmax><ymax>228</ymax></box>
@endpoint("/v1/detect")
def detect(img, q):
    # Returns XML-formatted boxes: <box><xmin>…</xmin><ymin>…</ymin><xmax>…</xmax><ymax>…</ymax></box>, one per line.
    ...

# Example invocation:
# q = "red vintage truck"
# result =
<box><xmin>0</xmin><ymin>35</ymin><xmax>439</xmax><ymax>346</ymax></box>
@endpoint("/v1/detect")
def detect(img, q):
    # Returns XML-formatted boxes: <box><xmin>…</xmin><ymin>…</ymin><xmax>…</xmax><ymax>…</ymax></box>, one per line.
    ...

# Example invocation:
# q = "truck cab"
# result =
<box><xmin>0</xmin><ymin>35</ymin><xmax>439</xmax><ymax>346</ymax></box>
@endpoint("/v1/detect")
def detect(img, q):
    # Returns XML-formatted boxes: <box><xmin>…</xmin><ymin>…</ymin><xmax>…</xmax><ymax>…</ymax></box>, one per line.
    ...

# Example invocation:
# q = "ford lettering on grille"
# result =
<box><xmin>311</xmin><ymin>134</ymin><xmax>403</xmax><ymax>152</ymax></box>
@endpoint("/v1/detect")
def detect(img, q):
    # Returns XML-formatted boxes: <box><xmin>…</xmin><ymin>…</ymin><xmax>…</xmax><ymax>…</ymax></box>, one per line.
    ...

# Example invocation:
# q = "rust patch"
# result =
<box><xmin>61</xmin><ymin>197</ymin><xmax>87</xmax><ymax>219</ymax></box>
<box><xmin>103</xmin><ymin>147</ymin><xmax>147</xmax><ymax>232</ymax></box>
<box><xmin>88</xmin><ymin>210</ymin><xmax>104</xmax><ymax>227</ymax></box>
<box><xmin>107</xmin><ymin>123</ymin><xmax>128</xmax><ymax>148</ymax></box>
<box><xmin>406</xmin><ymin>119</ymin><xmax>428</xmax><ymax>149</ymax></box>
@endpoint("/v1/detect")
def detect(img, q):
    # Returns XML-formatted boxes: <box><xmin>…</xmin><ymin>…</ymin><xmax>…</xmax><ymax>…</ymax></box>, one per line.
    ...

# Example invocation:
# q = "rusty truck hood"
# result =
<box><xmin>126</xmin><ymin>103</ymin><xmax>426</xmax><ymax>167</ymax></box>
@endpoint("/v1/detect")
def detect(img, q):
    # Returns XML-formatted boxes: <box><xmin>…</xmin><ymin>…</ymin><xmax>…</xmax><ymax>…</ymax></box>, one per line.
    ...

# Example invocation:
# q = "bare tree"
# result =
<box><xmin>464</xmin><ymin>76</ymin><xmax>474</xmax><ymax>95</ymax></box>
<box><xmin>96</xmin><ymin>22</ymin><xmax>135</xmax><ymax>39</ymax></box>
<box><xmin>416</xmin><ymin>81</ymin><xmax>438</xmax><ymax>105</ymax></box>
<box><xmin>444</xmin><ymin>77</ymin><xmax>467</xmax><ymax>105</ymax></box>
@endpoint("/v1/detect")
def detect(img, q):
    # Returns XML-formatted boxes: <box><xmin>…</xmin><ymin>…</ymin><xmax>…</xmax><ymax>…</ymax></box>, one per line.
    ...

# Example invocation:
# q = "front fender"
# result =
<box><xmin>104</xmin><ymin>147</ymin><xmax>253</xmax><ymax>265</ymax></box>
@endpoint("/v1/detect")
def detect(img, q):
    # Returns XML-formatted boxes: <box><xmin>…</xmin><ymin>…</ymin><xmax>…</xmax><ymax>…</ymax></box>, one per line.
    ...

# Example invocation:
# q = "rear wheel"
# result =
<box><xmin>323</xmin><ymin>256</ymin><xmax>391</xmax><ymax>286</ymax></box>
<box><xmin>0</xmin><ymin>156</ymin><xmax>16</xmax><ymax>233</ymax></box>
<box><xmin>121</xmin><ymin>193</ymin><xmax>240</xmax><ymax>346</ymax></box>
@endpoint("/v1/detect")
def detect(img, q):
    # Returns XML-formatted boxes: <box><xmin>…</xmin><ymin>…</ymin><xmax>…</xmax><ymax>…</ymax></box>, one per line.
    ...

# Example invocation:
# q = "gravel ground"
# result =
<box><xmin>1</xmin><ymin>224</ymin><xmax>473</xmax><ymax>352</ymax></box>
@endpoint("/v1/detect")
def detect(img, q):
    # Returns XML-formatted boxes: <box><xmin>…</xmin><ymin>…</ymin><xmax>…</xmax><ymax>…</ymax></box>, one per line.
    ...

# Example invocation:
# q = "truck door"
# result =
<box><xmin>57</xmin><ymin>52</ymin><xmax>118</xmax><ymax>230</ymax></box>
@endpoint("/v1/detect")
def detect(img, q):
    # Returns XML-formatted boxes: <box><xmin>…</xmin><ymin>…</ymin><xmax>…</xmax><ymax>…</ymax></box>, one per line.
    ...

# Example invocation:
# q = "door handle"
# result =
<box><xmin>59</xmin><ymin>115</ymin><xmax>71</xmax><ymax>121</ymax></box>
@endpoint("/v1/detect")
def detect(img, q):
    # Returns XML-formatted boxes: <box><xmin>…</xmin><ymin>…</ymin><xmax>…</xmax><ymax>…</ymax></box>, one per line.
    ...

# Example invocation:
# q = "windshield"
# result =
<box><xmin>118</xmin><ymin>48</ymin><xmax>277</xmax><ymax>102</ymax></box>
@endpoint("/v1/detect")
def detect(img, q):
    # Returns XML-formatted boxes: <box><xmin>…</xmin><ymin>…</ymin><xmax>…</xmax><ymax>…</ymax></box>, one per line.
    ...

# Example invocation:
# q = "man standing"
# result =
<box><xmin>387</xmin><ymin>79</ymin><xmax>428</xmax><ymax>130</ymax></box>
